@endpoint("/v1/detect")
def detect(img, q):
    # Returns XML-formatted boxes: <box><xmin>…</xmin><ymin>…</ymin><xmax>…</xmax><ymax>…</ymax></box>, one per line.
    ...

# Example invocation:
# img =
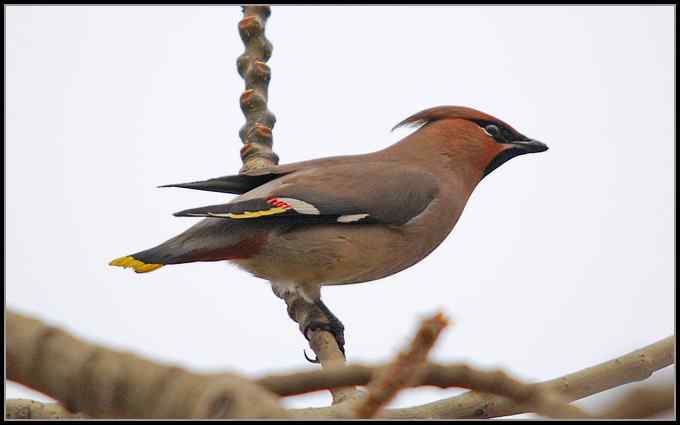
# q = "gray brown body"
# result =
<box><xmin>232</xmin><ymin>184</ymin><xmax>467</xmax><ymax>294</ymax></box>
<box><xmin>116</xmin><ymin>106</ymin><xmax>547</xmax><ymax>304</ymax></box>
<box><xmin>217</xmin><ymin>132</ymin><xmax>480</xmax><ymax>299</ymax></box>
<box><xmin>112</xmin><ymin>106</ymin><xmax>548</xmax><ymax>355</ymax></box>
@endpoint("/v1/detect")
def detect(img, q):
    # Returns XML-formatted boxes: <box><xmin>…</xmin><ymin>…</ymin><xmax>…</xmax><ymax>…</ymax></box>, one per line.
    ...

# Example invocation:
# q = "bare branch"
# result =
<box><xmin>275</xmin><ymin>290</ymin><xmax>361</xmax><ymax>404</ymax></box>
<box><xmin>409</xmin><ymin>364</ymin><xmax>590</xmax><ymax>419</ymax></box>
<box><xmin>597</xmin><ymin>383</ymin><xmax>675</xmax><ymax>419</ymax></box>
<box><xmin>5</xmin><ymin>399</ymin><xmax>87</xmax><ymax>419</ymax></box>
<box><xmin>237</xmin><ymin>5</ymin><xmax>278</xmax><ymax>172</ymax></box>
<box><xmin>354</xmin><ymin>312</ymin><xmax>448</xmax><ymax>418</ymax></box>
<box><xmin>256</xmin><ymin>364</ymin><xmax>375</xmax><ymax>397</ymax></box>
<box><xmin>6</xmin><ymin>309</ymin><xmax>673</xmax><ymax>419</ymax></box>
<box><xmin>6</xmin><ymin>310</ymin><xmax>288</xmax><ymax>419</ymax></box>
<box><xmin>383</xmin><ymin>335</ymin><xmax>675</xmax><ymax>419</ymax></box>
<box><xmin>262</xmin><ymin>363</ymin><xmax>589</xmax><ymax>418</ymax></box>
<box><xmin>236</xmin><ymin>4</ymin><xmax>355</xmax><ymax>405</ymax></box>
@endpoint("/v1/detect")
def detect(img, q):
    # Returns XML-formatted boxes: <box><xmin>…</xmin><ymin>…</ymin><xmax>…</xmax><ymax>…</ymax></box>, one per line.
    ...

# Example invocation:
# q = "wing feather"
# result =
<box><xmin>173</xmin><ymin>163</ymin><xmax>439</xmax><ymax>226</ymax></box>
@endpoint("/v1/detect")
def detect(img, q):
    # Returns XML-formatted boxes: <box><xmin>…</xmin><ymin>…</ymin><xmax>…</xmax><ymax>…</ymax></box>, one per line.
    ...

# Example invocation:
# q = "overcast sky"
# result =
<box><xmin>5</xmin><ymin>5</ymin><xmax>674</xmax><ymax>418</ymax></box>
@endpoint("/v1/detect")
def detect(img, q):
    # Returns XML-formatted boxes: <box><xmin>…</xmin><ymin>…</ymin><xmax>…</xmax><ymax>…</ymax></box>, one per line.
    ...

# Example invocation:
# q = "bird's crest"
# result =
<box><xmin>391</xmin><ymin>105</ymin><xmax>516</xmax><ymax>133</ymax></box>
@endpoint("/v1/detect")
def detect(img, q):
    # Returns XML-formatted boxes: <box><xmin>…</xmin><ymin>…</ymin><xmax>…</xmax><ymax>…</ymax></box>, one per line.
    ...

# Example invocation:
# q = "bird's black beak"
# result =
<box><xmin>512</xmin><ymin>139</ymin><xmax>549</xmax><ymax>153</ymax></box>
<box><xmin>482</xmin><ymin>138</ymin><xmax>548</xmax><ymax>179</ymax></box>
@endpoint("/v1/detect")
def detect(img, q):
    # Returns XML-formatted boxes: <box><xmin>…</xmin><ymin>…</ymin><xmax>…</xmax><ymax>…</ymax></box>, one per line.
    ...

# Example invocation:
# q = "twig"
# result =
<box><xmin>354</xmin><ymin>312</ymin><xmax>449</xmax><ymax>418</ymax></box>
<box><xmin>261</xmin><ymin>363</ymin><xmax>589</xmax><ymax>418</ymax></box>
<box><xmin>382</xmin><ymin>335</ymin><xmax>675</xmax><ymax>419</ymax></box>
<box><xmin>237</xmin><ymin>5</ymin><xmax>278</xmax><ymax>172</ymax></box>
<box><xmin>256</xmin><ymin>364</ymin><xmax>376</xmax><ymax>397</ymax></box>
<box><xmin>410</xmin><ymin>364</ymin><xmax>590</xmax><ymax>419</ymax></box>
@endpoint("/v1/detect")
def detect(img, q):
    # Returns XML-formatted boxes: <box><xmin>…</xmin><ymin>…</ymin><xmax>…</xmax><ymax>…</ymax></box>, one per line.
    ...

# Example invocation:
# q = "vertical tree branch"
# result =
<box><xmin>275</xmin><ymin>290</ymin><xmax>360</xmax><ymax>404</ymax></box>
<box><xmin>237</xmin><ymin>5</ymin><xmax>278</xmax><ymax>172</ymax></box>
<box><xmin>236</xmin><ymin>5</ymin><xmax>356</xmax><ymax>404</ymax></box>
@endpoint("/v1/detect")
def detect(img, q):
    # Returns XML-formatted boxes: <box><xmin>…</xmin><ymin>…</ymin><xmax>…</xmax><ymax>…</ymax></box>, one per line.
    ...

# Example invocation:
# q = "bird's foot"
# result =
<box><xmin>272</xmin><ymin>284</ymin><xmax>347</xmax><ymax>364</ymax></box>
<box><xmin>301</xmin><ymin>304</ymin><xmax>346</xmax><ymax>363</ymax></box>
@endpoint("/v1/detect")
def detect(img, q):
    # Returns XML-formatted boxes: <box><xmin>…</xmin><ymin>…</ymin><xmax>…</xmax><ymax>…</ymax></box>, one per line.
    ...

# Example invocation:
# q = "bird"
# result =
<box><xmin>109</xmin><ymin>105</ymin><xmax>548</xmax><ymax>358</ymax></box>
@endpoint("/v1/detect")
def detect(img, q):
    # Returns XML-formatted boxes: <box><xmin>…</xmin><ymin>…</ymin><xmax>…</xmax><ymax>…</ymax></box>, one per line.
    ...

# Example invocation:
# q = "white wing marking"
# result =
<box><xmin>337</xmin><ymin>213</ymin><xmax>369</xmax><ymax>223</ymax></box>
<box><xmin>277</xmin><ymin>198</ymin><xmax>321</xmax><ymax>215</ymax></box>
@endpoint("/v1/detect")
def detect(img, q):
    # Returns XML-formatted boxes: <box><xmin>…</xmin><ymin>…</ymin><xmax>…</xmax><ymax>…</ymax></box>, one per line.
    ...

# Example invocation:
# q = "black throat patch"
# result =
<box><xmin>482</xmin><ymin>148</ymin><xmax>527</xmax><ymax>179</ymax></box>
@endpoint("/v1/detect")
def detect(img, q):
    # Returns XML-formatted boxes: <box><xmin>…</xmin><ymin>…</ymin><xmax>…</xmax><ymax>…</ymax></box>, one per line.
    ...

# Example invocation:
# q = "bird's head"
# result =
<box><xmin>392</xmin><ymin>106</ymin><xmax>548</xmax><ymax>180</ymax></box>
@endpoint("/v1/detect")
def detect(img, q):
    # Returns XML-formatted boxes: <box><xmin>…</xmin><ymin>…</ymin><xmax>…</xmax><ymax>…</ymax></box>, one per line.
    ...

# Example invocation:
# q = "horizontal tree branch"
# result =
<box><xmin>384</xmin><ymin>335</ymin><xmax>675</xmax><ymax>419</ymax></box>
<box><xmin>597</xmin><ymin>383</ymin><xmax>675</xmax><ymax>419</ymax></box>
<box><xmin>262</xmin><ymin>363</ymin><xmax>590</xmax><ymax>419</ymax></box>
<box><xmin>6</xmin><ymin>310</ymin><xmax>288</xmax><ymax>419</ymax></box>
<box><xmin>271</xmin><ymin>335</ymin><xmax>674</xmax><ymax>419</ymax></box>
<box><xmin>6</xmin><ymin>308</ymin><xmax>673</xmax><ymax>419</ymax></box>
<box><xmin>5</xmin><ymin>399</ymin><xmax>87</xmax><ymax>419</ymax></box>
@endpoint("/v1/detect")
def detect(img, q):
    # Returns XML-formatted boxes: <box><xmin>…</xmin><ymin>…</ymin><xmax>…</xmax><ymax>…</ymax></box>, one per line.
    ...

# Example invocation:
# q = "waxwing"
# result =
<box><xmin>110</xmin><ymin>105</ymin><xmax>548</xmax><ymax>355</ymax></box>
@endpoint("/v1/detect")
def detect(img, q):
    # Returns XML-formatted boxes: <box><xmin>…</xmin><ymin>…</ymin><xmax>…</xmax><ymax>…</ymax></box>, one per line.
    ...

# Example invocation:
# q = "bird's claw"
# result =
<box><xmin>303</xmin><ymin>349</ymin><xmax>320</xmax><ymax>364</ymax></box>
<box><xmin>301</xmin><ymin>319</ymin><xmax>346</xmax><ymax>363</ymax></box>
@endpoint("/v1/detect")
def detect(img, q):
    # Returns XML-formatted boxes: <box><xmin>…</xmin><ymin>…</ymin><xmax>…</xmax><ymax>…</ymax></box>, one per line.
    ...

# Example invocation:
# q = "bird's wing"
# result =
<box><xmin>159</xmin><ymin>173</ymin><xmax>284</xmax><ymax>195</ymax></box>
<box><xmin>159</xmin><ymin>155</ymin><xmax>365</xmax><ymax>195</ymax></box>
<box><xmin>173</xmin><ymin>163</ymin><xmax>440</xmax><ymax>226</ymax></box>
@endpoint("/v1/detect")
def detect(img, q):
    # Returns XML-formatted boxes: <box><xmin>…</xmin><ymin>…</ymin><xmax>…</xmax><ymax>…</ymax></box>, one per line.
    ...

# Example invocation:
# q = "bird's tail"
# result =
<box><xmin>109</xmin><ymin>240</ymin><xmax>185</xmax><ymax>273</ymax></box>
<box><xmin>109</xmin><ymin>218</ymin><xmax>271</xmax><ymax>274</ymax></box>
<box><xmin>109</xmin><ymin>254</ymin><xmax>164</xmax><ymax>273</ymax></box>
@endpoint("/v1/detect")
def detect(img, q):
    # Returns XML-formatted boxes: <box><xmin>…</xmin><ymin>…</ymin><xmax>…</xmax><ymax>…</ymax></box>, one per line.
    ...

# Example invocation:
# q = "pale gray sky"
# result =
<box><xmin>5</xmin><ymin>5</ymin><xmax>674</xmax><ymax>417</ymax></box>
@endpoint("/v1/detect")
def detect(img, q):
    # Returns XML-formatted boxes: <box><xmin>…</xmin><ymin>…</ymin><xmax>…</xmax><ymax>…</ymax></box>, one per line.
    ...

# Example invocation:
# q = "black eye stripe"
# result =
<box><xmin>473</xmin><ymin>119</ymin><xmax>519</xmax><ymax>142</ymax></box>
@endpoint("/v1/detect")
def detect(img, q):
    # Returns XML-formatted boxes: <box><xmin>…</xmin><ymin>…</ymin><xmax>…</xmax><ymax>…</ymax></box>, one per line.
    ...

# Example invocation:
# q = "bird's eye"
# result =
<box><xmin>483</xmin><ymin>125</ymin><xmax>500</xmax><ymax>137</ymax></box>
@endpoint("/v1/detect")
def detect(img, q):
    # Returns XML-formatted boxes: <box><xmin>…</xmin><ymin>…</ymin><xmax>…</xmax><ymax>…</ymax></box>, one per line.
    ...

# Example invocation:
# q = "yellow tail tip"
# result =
<box><xmin>109</xmin><ymin>256</ymin><xmax>163</xmax><ymax>273</ymax></box>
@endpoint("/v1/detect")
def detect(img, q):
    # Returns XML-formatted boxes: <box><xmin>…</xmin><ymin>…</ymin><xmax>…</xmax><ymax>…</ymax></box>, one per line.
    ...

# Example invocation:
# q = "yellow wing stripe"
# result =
<box><xmin>109</xmin><ymin>256</ymin><xmax>163</xmax><ymax>273</ymax></box>
<box><xmin>223</xmin><ymin>206</ymin><xmax>289</xmax><ymax>219</ymax></box>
